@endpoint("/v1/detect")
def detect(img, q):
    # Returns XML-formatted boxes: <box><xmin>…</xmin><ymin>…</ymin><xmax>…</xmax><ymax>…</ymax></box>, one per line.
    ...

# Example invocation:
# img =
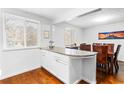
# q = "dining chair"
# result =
<box><xmin>80</xmin><ymin>44</ymin><xmax>91</xmax><ymax>51</ymax></box>
<box><xmin>113</xmin><ymin>45</ymin><xmax>121</xmax><ymax>73</ymax></box>
<box><xmin>93</xmin><ymin>45</ymin><xmax>109</xmax><ymax>74</ymax></box>
<box><xmin>103</xmin><ymin>43</ymin><xmax>114</xmax><ymax>53</ymax></box>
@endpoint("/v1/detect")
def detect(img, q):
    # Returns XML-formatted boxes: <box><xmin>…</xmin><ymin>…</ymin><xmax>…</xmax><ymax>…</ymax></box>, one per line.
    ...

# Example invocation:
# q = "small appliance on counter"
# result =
<box><xmin>49</xmin><ymin>40</ymin><xmax>55</xmax><ymax>49</ymax></box>
<box><xmin>65</xmin><ymin>43</ymin><xmax>79</xmax><ymax>49</ymax></box>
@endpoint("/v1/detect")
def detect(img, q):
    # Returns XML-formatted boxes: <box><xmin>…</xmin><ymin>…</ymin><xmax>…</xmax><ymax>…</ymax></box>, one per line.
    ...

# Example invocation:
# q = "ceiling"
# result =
<box><xmin>19</xmin><ymin>8</ymin><xmax>75</xmax><ymax>21</ymax></box>
<box><xmin>19</xmin><ymin>8</ymin><xmax>97</xmax><ymax>23</ymax></box>
<box><xmin>67</xmin><ymin>8</ymin><xmax>124</xmax><ymax>28</ymax></box>
<box><xmin>19</xmin><ymin>8</ymin><xmax>124</xmax><ymax>29</ymax></box>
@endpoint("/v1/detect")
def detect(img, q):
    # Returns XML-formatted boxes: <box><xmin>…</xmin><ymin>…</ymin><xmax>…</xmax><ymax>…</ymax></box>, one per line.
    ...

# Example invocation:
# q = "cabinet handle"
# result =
<box><xmin>56</xmin><ymin>59</ymin><xmax>67</xmax><ymax>65</ymax></box>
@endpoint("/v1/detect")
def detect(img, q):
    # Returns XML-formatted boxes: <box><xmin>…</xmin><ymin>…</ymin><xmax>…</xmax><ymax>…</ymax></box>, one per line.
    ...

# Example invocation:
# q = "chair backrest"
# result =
<box><xmin>93</xmin><ymin>45</ymin><xmax>108</xmax><ymax>64</ymax></box>
<box><xmin>80</xmin><ymin>44</ymin><xmax>91</xmax><ymax>51</ymax></box>
<box><xmin>103</xmin><ymin>43</ymin><xmax>114</xmax><ymax>53</ymax></box>
<box><xmin>114</xmin><ymin>45</ymin><xmax>121</xmax><ymax>62</ymax></box>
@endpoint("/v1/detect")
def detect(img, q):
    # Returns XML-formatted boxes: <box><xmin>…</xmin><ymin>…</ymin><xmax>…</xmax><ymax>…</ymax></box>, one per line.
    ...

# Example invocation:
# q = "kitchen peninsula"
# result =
<box><xmin>41</xmin><ymin>47</ymin><xmax>97</xmax><ymax>84</ymax></box>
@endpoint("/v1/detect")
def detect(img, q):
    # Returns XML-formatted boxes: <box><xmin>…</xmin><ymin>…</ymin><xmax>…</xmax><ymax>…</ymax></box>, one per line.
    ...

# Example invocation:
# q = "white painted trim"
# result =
<box><xmin>81</xmin><ymin>76</ymin><xmax>96</xmax><ymax>84</ymax></box>
<box><xmin>2</xmin><ymin>47</ymin><xmax>41</xmax><ymax>52</ymax></box>
<box><xmin>72</xmin><ymin>78</ymin><xmax>82</xmax><ymax>84</ymax></box>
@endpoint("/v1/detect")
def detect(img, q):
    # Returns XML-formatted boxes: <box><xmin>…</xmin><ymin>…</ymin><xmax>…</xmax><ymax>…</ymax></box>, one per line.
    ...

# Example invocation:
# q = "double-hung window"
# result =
<box><xmin>3</xmin><ymin>13</ymin><xmax>40</xmax><ymax>50</ymax></box>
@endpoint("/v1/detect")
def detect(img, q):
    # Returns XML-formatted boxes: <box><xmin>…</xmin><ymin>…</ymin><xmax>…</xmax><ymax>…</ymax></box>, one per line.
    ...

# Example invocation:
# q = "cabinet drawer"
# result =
<box><xmin>55</xmin><ymin>57</ymin><xmax>68</xmax><ymax>65</ymax></box>
<box><xmin>54</xmin><ymin>55</ymin><xmax>70</xmax><ymax>65</ymax></box>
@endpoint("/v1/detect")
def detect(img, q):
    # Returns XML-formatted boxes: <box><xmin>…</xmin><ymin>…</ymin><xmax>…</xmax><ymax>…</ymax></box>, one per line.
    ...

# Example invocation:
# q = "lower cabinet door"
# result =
<box><xmin>55</xmin><ymin>59</ymin><xmax>69</xmax><ymax>83</ymax></box>
<box><xmin>41</xmin><ymin>51</ymin><xmax>46</xmax><ymax>67</ymax></box>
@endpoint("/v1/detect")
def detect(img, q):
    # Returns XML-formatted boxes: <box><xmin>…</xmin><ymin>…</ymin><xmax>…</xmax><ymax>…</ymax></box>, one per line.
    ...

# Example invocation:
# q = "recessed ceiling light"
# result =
<box><xmin>93</xmin><ymin>15</ymin><xmax>114</xmax><ymax>22</ymax></box>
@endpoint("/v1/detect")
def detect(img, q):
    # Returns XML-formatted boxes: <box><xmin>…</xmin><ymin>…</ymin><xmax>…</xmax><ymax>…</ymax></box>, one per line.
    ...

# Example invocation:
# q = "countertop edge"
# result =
<box><xmin>40</xmin><ymin>47</ymin><xmax>97</xmax><ymax>57</ymax></box>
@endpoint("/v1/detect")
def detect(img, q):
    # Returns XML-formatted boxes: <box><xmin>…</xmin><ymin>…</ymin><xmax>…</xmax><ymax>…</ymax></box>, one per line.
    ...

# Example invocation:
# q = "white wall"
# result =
<box><xmin>53</xmin><ymin>22</ymin><xmax>84</xmax><ymax>47</ymax></box>
<box><xmin>0</xmin><ymin>8</ymin><xmax>52</xmax><ymax>80</ymax></box>
<box><xmin>83</xmin><ymin>22</ymin><xmax>124</xmax><ymax>61</ymax></box>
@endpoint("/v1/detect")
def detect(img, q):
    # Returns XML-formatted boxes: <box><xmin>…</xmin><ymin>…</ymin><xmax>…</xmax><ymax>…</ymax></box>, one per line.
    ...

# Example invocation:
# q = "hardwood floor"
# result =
<box><xmin>0</xmin><ymin>68</ymin><xmax>63</xmax><ymax>84</ymax></box>
<box><xmin>0</xmin><ymin>62</ymin><xmax>124</xmax><ymax>84</ymax></box>
<box><xmin>97</xmin><ymin>62</ymin><xmax>124</xmax><ymax>84</ymax></box>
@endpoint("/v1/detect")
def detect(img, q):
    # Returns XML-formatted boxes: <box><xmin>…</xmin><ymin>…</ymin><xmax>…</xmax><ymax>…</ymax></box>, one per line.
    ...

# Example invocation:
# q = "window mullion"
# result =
<box><xmin>24</xmin><ymin>20</ymin><xmax>27</xmax><ymax>48</ymax></box>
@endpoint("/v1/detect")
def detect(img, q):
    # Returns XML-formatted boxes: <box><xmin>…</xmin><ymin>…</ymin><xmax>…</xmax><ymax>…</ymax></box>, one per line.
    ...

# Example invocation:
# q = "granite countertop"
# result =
<box><xmin>41</xmin><ymin>47</ymin><xmax>97</xmax><ymax>57</ymax></box>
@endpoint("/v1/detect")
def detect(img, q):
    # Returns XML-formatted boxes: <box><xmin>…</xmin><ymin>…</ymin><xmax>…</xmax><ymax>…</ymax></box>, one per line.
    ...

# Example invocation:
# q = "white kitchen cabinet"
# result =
<box><xmin>40</xmin><ymin>48</ymin><xmax>97</xmax><ymax>84</ymax></box>
<box><xmin>41</xmin><ymin>50</ymin><xmax>54</xmax><ymax>72</ymax></box>
<box><xmin>41</xmin><ymin>50</ymin><xmax>70</xmax><ymax>83</ymax></box>
<box><xmin>41</xmin><ymin>50</ymin><xmax>47</xmax><ymax>68</ymax></box>
<box><xmin>53</xmin><ymin>56</ymin><xmax>69</xmax><ymax>83</ymax></box>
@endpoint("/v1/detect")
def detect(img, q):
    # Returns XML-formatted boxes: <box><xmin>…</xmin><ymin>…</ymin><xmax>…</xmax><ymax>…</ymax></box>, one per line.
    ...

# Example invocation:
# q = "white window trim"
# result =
<box><xmin>3</xmin><ymin>13</ymin><xmax>41</xmax><ymax>51</ymax></box>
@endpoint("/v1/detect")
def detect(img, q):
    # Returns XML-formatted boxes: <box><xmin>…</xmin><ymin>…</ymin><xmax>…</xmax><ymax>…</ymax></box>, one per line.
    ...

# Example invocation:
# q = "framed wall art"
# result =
<box><xmin>99</xmin><ymin>31</ymin><xmax>124</xmax><ymax>40</ymax></box>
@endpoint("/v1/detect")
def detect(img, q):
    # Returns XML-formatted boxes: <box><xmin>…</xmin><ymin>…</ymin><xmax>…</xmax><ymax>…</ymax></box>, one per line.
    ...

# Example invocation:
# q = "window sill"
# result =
<box><xmin>2</xmin><ymin>46</ymin><xmax>41</xmax><ymax>52</ymax></box>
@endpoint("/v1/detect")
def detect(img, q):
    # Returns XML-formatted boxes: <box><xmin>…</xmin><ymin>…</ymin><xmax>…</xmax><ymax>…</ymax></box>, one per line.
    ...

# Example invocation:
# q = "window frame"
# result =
<box><xmin>3</xmin><ymin>13</ymin><xmax>41</xmax><ymax>51</ymax></box>
<box><xmin>64</xmin><ymin>27</ymin><xmax>74</xmax><ymax>47</ymax></box>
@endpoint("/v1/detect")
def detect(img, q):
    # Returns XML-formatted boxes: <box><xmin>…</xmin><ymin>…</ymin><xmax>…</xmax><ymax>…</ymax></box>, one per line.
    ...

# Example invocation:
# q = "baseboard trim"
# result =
<box><xmin>81</xmin><ymin>76</ymin><xmax>96</xmax><ymax>84</ymax></box>
<box><xmin>73</xmin><ymin>78</ymin><xmax>82</xmax><ymax>84</ymax></box>
<box><xmin>118</xmin><ymin>60</ymin><xmax>124</xmax><ymax>63</ymax></box>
